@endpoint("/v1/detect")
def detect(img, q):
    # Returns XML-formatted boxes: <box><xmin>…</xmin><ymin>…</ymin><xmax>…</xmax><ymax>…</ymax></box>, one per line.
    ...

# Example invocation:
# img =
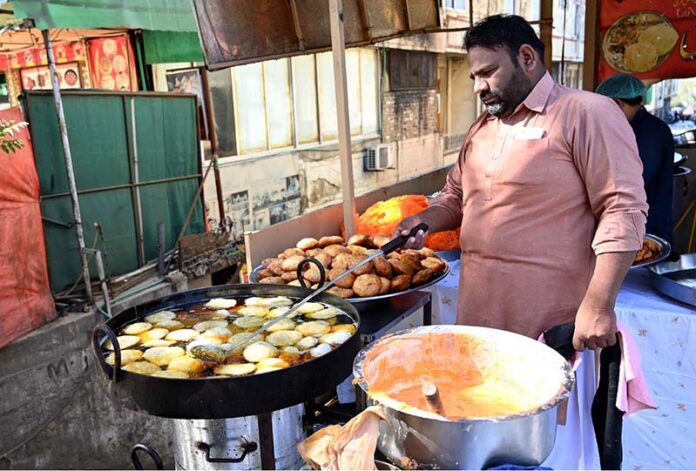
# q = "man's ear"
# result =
<box><xmin>518</xmin><ymin>44</ymin><xmax>539</xmax><ymax>71</ymax></box>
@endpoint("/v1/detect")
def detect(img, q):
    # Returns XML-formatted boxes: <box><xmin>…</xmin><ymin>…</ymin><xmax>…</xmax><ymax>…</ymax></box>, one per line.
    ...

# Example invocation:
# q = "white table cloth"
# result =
<box><xmin>428</xmin><ymin>261</ymin><xmax>696</xmax><ymax>469</ymax></box>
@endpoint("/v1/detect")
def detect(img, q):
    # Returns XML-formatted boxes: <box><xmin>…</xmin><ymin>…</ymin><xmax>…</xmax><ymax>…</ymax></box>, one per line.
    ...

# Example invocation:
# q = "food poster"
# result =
<box><xmin>0</xmin><ymin>41</ymin><xmax>87</xmax><ymax>71</ymax></box>
<box><xmin>87</xmin><ymin>35</ymin><xmax>138</xmax><ymax>91</ymax></box>
<box><xmin>20</xmin><ymin>62</ymin><xmax>82</xmax><ymax>91</ymax></box>
<box><xmin>599</xmin><ymin>0</ymin><xmax>696</xmax><ymax>81</ymax></box>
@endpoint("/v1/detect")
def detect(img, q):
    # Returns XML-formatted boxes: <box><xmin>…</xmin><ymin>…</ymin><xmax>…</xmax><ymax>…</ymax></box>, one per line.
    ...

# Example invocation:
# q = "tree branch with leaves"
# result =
<box><xmin>1</xmin><ymin>119</ymin><xmax>28</xmax><ymax>154</ymax></box>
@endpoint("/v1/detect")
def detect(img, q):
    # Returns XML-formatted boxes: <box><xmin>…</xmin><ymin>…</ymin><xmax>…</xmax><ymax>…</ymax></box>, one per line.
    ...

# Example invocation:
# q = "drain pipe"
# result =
<box><xmin>43</xmin><ymin>29</ymin><xmax>93</xmax><ymax>303</ymax></box>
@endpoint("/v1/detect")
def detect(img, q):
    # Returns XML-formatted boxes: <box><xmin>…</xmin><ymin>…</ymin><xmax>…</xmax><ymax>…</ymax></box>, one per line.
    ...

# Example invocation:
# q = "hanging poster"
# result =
<box><xmin>20</xmin><ymin>62</ymin><xmax>81</xmax><ymax>91</ymax></box>
<box><xmin>166</xmin><ymin>68</ymin><xmax>209</xmax><ymax>137</ymax></box>
<box><xmin>87</xmin><ymin>35</ymin><xmax>138</xmax><ymax>91</ymax></box>
<box><xmin>598</xmin><ymin>0</ymin><xmax>696</xmax><ymax>81</ymax></box>
<box><xmin>0</xmin><ymin>42</ymin><xmax>87</xmax><ymax>71</ymax></box>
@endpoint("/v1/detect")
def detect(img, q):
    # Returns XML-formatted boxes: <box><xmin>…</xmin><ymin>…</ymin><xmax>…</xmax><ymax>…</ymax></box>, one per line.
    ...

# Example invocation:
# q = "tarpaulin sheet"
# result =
<box><xmin>25</xmin><ymin>91</ymin><xmax>204</xmax><ymax>292</ymax></box>
<box><xmin>0</xmin><ymin>107</ymin><xmax>55</xmax><ymax>349</ymax></box>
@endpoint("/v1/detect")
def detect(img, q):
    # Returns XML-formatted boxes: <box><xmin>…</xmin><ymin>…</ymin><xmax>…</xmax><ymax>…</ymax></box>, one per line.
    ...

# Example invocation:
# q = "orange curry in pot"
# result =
<box><xmin>361</xmin><ymin>332</ymin><xmax>553</xmax><ymax>420</ymax></box>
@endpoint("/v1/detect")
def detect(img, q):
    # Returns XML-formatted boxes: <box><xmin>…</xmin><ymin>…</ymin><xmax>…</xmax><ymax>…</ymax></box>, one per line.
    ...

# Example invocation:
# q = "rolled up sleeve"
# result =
<box><xmin>571</xmin><ymin>96</ymin><xmax>648</xmax><ymax>255</ymax></box>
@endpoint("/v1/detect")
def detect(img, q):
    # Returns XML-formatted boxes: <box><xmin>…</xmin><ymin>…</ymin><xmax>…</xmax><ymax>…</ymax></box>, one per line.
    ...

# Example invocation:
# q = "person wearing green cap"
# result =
<box><xmin>596</xmin><ymin>74</ymin><xmax>674</xmax><ymax>247</ymax></box>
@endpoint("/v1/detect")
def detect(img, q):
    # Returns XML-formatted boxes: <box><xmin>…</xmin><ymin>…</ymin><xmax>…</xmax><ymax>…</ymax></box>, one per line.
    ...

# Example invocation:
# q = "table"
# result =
<box><xmin>428</xmin><ymin>260</ymin><xmax>696</xmax><ymax>469</ymax></box>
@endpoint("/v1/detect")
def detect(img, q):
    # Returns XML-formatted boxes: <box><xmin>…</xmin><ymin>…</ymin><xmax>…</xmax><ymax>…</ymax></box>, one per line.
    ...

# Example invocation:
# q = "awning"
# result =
<box><xmin>9</xmin><ymin>0</ymin><xmax>204</xmax><ymax>63</ymax></box>
<box><xmin>11</xmin><ymin>0</ymin><xmax>198</xmax><ymax>32</ymax></box>
<box><xmin>192</xmin><ymin>0</ymin><xmax>441</xmax><ymax>69</ymax></box>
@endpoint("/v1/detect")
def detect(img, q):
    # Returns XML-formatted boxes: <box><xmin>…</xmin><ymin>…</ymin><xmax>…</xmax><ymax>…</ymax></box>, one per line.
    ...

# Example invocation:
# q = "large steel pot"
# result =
<box><xmin>92</xmin><ymin>284</ymin><xmax>360</xmax><ymax>419</ymax></box>
<box><xmin>353</xmin><ymin>325</ymin><xmax>575</xmax><ymax>470</ymax></box>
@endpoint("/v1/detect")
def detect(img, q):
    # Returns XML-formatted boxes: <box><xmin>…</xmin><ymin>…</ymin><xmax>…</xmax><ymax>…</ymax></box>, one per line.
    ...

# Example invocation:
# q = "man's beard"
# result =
<box><xmin>481</xmin><ymin>68</ymin><xmax>533</xmax><ymax>117</ymax></box>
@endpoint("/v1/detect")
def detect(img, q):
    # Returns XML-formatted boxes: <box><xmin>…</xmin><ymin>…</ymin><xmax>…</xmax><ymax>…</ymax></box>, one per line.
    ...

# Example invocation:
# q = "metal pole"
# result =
<box><xmin>582</xmin><ymin>0</ymin><xmax>599</xmax><ymax>92</ymax></box>
<box><xmin>201</xmin><ymin>69</ymin><xmax>227</xmax><ymax>229</ymax></box>
<box><xmin>43</xmin><ymin>29</ymin><xmax>93</xmax><ymax>303</ymax></box>
<box><xmin>329</xmin><ymin>0</ymin><xmax>357</xmax><ymax>237</ymax></box>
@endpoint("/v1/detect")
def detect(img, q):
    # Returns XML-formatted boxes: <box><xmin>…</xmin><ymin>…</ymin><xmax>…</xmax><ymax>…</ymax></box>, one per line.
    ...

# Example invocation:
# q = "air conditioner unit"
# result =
<box><xmin>364</xmin><ymin>144</ymin><xmax>395</xmax><ymax>171</ymax></box>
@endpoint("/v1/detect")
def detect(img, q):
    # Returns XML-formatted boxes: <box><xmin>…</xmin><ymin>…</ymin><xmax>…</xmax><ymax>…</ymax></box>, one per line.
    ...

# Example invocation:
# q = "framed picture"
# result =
<box><xmin>166</xmin><ymin>67</ymin><xmax>209</xmax><ymax>138</ymax></box>
<box><xmin>20</xmin><ymin>62</ymin><xmax>81</xmax><ymax>91</ymax></box>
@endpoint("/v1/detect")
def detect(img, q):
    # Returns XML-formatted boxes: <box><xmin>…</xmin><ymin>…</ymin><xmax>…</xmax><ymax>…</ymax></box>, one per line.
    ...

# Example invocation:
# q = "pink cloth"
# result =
<box><xmin>538</xmin><ymin>323</ymin><xmax>656</xmax><ymax>415</ymax></box>
<box><xmin>616</xmin><ymin>322</ymin><xmax>657</xmax><ymax>414</ymax></box>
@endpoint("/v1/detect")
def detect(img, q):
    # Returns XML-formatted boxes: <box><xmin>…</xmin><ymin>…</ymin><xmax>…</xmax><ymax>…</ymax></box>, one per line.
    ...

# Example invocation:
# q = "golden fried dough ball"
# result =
<box><xmin>379</xmin><ymin>277</ymin><xmax>391</xmax><ymax>295</ymax></box>
<box><xmin>331</xmin><ymin>253</ymin><xmax>352</xmax><ymax>271</ymax></box>
<box><xmin>391</xmin><ymin>274</ymin><xmax>412</xmax><ymax>291</ymax></box>
<box><xmin>349</xmin><ymin>254</ymin><xmax>374</xmax><ymax>275</ymax></box>
<box><xmin>352</xmin><ymin>274</ymin><xmax>381</xmax><ymax>297</ymax></box>
<box><xmin>306</xmin><ymin>248</ymin><xmax>323</xmax><ymax>257</ymax></box>
<box><xmin>296</xmin><ymin>237</ymin><xmax>319</xmax><ymax>250</ymax></box>
<box><xmin>314</xmin><ymin>252</ymin><xmax>332</xmax><ymax>268</ymax></box>
<box><xmin>324</xmin><ymin>244</ymin><xmax>351</xmax><ymax>257</ymax></box>
<box><xmin>288</xmin><ymin>280</ymin><xmax>302</xmax><ymax>287</ymax></box>
<box><xmin>282</xmin><ymin>247</ymin><xmax>305</xmax><ymax>258</ymax></box>
<box><xmin>327</xmin><ymin>286</ymin><xmax>354</xmax><ymax>298</ymax></box>
<box><xmin>303</xmin><ymin>267</ymin><xmax>323</xmax><ymax>284</ymax></box>
<box><xmin>400</xmin><ymin>253</ymin><xmax>424</xmax><ymax>272</ymax></box>
<box><xmin>403</xmin><ymin>249</ymin><xmax>426</xmax><ymax>260</ymax></box>
<box><xmin>267</xmin><ymin>260</ymin><xmax>285</xmax><ymax>276</ymax></box>
<box><xmin>281</xmin><ymin>255</ymin><xmax>306</xmax><ymax>272</ymax></box>
<box><xmin>389</xmin><ymin>258</ymin><xmax>415</xmax><ymax>276</ymax></box>
<box><xmin>421</xmin><ymin>257</ymin><xmax>446</xmax><ymax>273</ymax></box>
<box><xmin>419</xmin><ymin>247</ymin><xmax>436</xmax><ymax>257</ymax></box>
<box><xmin>328</xmin><ymin>266</ymin><xmax>356</xmax><ymax>289</ymax></box>
<box><xmin>348</xmin><ymin>234</ymin><xmax>371</xmax><ymax>247</ymax></box>
<box><xmin>373</xmin><ymin>255</ymin><xmax>392</xmax><ymax>277</ymax></box>
<box><xmin>318</xmin><ymin>235</ymin><xmax>345</xmax><ymax>247</ymax></box>
<box><xmin>258</xmin><ymin>268</ymin><xmax>275</xmax><ymax>279</ymax></box>
<box><xmin>348</xmin><ymin>244</ymin><xmax>369</xmax><ymax>255</ymax></box>
<box><xmin>281</xmin><ymin>271</ymin><xmax>298</xmax><ymax>282</ymax></box>
<box><xmin>261</xmin><ymin>257</ymin><xmax>280</xmax><ymax>267</ymax></box>
<box><xmin>372</xmin><ymin>234</ymin><xmax>390</xmax><ymax>249</ymax></box>
<box><xmin>412</xmin><ymin>268</ymin><xmax>434</xmax><ymax>286</ymax></box>
<box><xmin>259</xmin><ymin>277</ymin><xmax>285</xmax><ymax>284</ymax></box>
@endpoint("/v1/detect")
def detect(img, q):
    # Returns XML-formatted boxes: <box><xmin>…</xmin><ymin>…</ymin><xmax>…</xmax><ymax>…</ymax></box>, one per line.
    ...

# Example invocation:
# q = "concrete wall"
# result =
<box><xmin>0</xmin><ymin>282</ymin><xmax>186</xmax><ymax>469</ymax></box>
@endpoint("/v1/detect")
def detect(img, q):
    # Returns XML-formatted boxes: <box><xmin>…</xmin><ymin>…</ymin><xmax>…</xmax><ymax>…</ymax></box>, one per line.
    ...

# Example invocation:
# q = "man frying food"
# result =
<box><xmin>396</xmin><ymin>15</ymin><xmax>647</xmax><ymax>469</ymax></box>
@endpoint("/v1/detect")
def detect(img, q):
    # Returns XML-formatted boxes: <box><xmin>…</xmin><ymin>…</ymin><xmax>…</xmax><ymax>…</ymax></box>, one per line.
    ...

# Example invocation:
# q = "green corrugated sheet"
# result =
<box><xmin>142</xmin><ymin>31</ymin><xmax>204</xmax><ymax>64</ymax></box>
<box><xmin>12</xmin><ymin>0</ymin><xmax>198</xmax><ymax>32</ymax></box>
<box><xmin>26</xmin><ymin>92</ymin><xmax>204</xmax><ymax>292</ymax></box>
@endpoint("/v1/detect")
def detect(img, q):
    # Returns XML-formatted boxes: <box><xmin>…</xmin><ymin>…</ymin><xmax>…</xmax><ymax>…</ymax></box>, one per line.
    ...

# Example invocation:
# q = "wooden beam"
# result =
<box><xmin>404</xmin><ymin>0</ymin><xmax>412</xmax><ymax>31</ymax></box>
<box><xmin>329</xmin><ymin>0</ymin><xmax>357</xmax><ymax>237</ymax></box>
<box><xmin>583</xmin><ymin>0</ymin><xmax>599</xmax><ymax>91</ymax></box>
<box><xmin>289</xmin><ymin>0</ymin><xmax>305</xmax><ymax>51</ymax></box>
<box><xmin>540</xmin><ymin>0</ymin><xmax>553</xmax><ymax>72</ymax></box>
<box><xmin>357</xmin><ymin>0</ymin><xmax>373</xmax><ymax>41</ymax></box>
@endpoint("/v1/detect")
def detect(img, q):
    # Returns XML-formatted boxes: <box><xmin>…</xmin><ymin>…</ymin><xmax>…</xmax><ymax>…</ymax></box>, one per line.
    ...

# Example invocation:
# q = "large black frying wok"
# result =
<box><xmin>91</xmin><ymin>284</ymin><xmax>361</xmax><ymax>419</ymax></box>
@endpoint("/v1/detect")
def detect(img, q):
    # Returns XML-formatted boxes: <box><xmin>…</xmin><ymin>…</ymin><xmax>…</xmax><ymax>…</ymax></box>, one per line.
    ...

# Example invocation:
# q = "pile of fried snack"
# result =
<box><xmin>634</xmin><ymin>238</ymin><xmax>662</xmax><ymax>263</ymax></box>
<box><xmin>254</xmin><ymin>234</ymin><xmax>448</xmax><ymax>298</ymax></box>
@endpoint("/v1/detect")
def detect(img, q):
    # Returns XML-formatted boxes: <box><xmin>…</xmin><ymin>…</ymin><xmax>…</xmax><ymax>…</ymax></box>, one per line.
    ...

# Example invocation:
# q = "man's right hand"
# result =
<box><xmin>393</xmin><ymin>215</ymin><xmax>429</xmax><ymax>249</ymax></box>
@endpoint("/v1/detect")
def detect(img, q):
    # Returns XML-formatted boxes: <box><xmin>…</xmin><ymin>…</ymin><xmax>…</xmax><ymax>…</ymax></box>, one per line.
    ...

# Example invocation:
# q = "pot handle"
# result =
<box><xmin>296</xmin><ymin>257</ymin><xmax>327</xmax><ymax>289</ymax></box>
<box><xmin>131</xmin><ymin>443</ymin><xmax>163</xmax><ymax>470</ymax></box>
<box><xmin>197</xmin><ymin>439</ymin><xmax>258</xmax><ymax>463</ymax></box>
<box><xmin>92</xmin><ymin>324</ymin><xmax>120</xmax><ymax>383</ymax></box>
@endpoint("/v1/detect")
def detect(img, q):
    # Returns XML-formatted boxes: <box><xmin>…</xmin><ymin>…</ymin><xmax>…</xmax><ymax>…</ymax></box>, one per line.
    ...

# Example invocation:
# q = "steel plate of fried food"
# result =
<box><xmin>632</xmin><ymin>234</ymin><xmax>671</xmax><ymax>269</ymax></box>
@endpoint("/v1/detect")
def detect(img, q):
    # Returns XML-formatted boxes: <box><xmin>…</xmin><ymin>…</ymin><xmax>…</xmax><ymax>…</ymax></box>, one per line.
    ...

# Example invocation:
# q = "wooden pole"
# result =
<box><xmin>329</xmin><ymin>0</ymin><xmax>357</xmax><ymax>237</ymax></box>
<box><xmin>583</xmin><ymin>0</ymin><xmax>600</xmax><ymax>91</ymax></box>
<box><xmin>540</xmin><ymin>0</ymin><xmax>553</xmax><ymax>72</ymax></box>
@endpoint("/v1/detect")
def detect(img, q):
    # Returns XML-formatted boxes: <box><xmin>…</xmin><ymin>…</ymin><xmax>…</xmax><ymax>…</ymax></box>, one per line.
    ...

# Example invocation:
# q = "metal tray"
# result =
<box><xmin>649</xmin><ymin>253</ymin><xmax>696</xmax><ymax>308</ymax></box>
<box><xmin>631</xmin><ymin>234</ymin><xmax>671</xmax><ymax>269</ymax></box>
<box><xmin>250</xmin><ymin>261</ymin><xmax>450</xmax><ymax>304</ymax></box>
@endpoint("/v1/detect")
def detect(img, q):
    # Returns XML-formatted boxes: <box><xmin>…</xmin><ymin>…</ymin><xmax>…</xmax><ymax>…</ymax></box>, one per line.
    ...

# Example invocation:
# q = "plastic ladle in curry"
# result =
<box><xmin>225</xmin><ymin>223</ymin><xmax>430</xmax><ymax>356</ymax></box>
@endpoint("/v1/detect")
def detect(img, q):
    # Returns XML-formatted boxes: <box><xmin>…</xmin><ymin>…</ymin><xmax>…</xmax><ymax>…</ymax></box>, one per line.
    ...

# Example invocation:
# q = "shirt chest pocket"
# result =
<box><xmin>497</xmin><ymin>137</ymin><xmax>551</xmax><ymax>185</ymax></box>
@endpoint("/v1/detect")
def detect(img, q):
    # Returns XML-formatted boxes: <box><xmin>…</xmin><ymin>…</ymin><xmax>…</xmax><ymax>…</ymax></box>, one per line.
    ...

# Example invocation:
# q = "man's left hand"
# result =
<box><xmin>572</xmin><ymin>300</ymin><xmax>618</xmax><ymax>351</ymax></box>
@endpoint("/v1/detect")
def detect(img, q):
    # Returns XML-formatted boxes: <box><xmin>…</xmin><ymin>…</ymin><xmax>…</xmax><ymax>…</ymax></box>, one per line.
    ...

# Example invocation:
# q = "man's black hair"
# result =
<box><xmin>620</xmin><ymin>96</ymin><xmax>643</xmax><ymax>106</ymax></box>
<box><xmin>464</xmin><ymin>14</ymin><xmax>545</xmax><ymax>65</ymax></box>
